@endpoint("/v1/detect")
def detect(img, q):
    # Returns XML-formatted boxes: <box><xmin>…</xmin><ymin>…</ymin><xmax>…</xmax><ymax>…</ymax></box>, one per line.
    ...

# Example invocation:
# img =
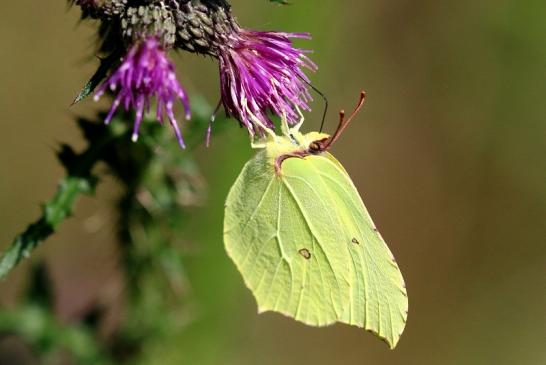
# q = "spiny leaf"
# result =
<box><xmin>0</xmin><ymin>121</ymin><xmax>126</xmax><ymax>279</ymax></box>
<box><xmin>72</xmin><ymin>52</ymin><xmax>120</xmax><ymax>105</ymax></box>
<box><xmin>0</xmin><ymin>176</ymin><xmax>96</xmax><ymax>279</ymax></box>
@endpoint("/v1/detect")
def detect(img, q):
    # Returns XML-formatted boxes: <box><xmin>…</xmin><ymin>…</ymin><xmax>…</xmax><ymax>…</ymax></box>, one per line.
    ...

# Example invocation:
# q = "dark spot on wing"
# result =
<box><xmin>351</xmin><ymin>238</ymin><xmax>360</xmax><ymax>244</ymax></box>
<box><xmin>298</xmin><ymin>248</ymin><xmax>311</xmax><ymax>260</ymax></box>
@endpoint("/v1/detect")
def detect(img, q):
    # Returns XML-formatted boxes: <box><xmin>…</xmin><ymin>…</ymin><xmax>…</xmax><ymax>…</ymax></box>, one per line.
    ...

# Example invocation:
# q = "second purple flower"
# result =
<box><xmin>217</xmin><ymin>29</ymin><xmax>317</xmax><ymax>135</ymax></box>
<box><xmin>94</xmin><ymin>37</ymin><xmax>190</xmax><ymax>148</ymax></box>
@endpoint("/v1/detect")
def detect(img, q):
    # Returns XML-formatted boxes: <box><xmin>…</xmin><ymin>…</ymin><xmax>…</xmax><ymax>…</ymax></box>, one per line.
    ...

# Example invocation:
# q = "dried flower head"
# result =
<box><xmin>72</xmin><ymin>0</ymin><xmax>127</xmax><ymax>18</ymax></box>
<box><xmin>94</xmin><ymin>37</ymin><xmax>190</xmax><ymax>148</ymax></box>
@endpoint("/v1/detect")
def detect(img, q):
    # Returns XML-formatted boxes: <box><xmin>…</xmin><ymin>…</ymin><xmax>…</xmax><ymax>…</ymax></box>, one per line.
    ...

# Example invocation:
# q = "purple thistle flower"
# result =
<box><xmin>94</xmin><ymin>37</ymin><xmax>190</xmax><ymax>148</ymax></box>
<box><xmin>218</xmin><ymin>29</ymin><xmax>317</xmax><ymax>135</ymax></box>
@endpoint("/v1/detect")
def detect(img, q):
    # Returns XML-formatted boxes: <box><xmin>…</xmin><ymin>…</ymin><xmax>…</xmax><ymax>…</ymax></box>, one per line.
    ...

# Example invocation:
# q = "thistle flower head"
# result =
<box><xmin>72</xmin><ymin>0</ymin><xmax>126</xmax><ymax>18</ymax></box>
<box><xmin>217</xmin><ymin>30</ymin><xmax>317</xmax><ymax>135</ymax></box>
<box><xmin>94</xmin><ymin>37</ymin><xmax>190</xmax><ymax>148</ymax></box>
<box><xmin>74</xmin><ymin>0</ymin><xmax>317</xmax><ymax>145</ymax></box>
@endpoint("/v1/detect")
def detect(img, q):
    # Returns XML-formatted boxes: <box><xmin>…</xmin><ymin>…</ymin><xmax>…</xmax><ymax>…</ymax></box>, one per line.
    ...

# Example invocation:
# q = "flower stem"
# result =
<box><xmin>0</xmin><ymin>121</ymin><xmax>126</xmax><ymax>279</ymax></box>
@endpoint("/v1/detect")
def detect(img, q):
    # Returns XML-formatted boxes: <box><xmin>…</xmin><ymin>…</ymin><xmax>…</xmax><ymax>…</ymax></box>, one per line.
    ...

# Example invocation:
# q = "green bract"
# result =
<box><xmin>224</xmin><ymin>97</ymin><xmax>408</xmax><ymax>348</ymax></box>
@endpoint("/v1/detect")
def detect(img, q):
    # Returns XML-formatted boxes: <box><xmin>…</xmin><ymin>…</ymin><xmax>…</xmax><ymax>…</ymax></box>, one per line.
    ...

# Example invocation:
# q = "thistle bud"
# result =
<box><xmin>94</xmin><ymin>37</ymin><xmax>191</xmax><ymax>148</ymax></box>
<box><xmin>170</xmin><ymin>0</ymin><xmax>235</xmax><ymax>55</ymax></box>
<box><xmin>72</xmin><ymin>0</ymin><xmax>127</xmax><ymax>19</ymax></box>
<box><xmin>121</xmin><ymin>4</ymin><xmax>177</xmax><ymax>47</ymax></box>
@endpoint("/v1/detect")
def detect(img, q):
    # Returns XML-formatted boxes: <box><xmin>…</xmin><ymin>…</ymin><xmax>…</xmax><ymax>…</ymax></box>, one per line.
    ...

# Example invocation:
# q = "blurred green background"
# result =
<box><xmin>0</xmin><ymin>0</ymin><xmax>545</xmax><ymax>364</ymax></box>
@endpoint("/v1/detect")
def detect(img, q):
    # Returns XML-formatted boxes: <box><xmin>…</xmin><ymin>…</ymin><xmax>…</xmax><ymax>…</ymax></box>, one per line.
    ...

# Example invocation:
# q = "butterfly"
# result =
<box><xmin>224</xmin><ymin>92</ymin><xmax>408</xmax><ymax>348</ymax></box>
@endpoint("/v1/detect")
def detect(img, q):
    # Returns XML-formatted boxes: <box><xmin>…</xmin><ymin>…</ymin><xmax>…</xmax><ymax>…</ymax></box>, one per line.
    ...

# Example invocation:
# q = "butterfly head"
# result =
<box><xmin>304</xmin><ymin>91</ymin><xmax>367</xmax><ymax>155</ymax></box>
<box><xmin>268</xmin><ymin>91</ymin><xmax>367</xmax><ymax>175</ymax></box>
<box><xmin>299</xmin><ymin>131</ymin><xmax>330</xmax><ymax>153</ymax></box>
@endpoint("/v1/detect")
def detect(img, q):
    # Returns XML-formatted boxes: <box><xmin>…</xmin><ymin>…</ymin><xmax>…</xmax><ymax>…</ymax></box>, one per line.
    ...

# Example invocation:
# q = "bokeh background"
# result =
<box><xmin>1</xmin><ymin>0</ymin><xmax>545</xmax><ymax>364</ymax></box>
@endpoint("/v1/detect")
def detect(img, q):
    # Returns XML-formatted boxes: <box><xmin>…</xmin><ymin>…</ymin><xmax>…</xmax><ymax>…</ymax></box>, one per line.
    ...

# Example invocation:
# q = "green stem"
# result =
<box><xmin>0</xmin><ymin>123</ymin><xmax>125</xmax><ymax>279</ymax></box>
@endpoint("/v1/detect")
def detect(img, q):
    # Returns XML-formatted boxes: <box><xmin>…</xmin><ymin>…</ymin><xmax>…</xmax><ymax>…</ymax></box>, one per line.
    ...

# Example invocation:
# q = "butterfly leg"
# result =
<box><xmin>247</xmin><ymin>110</ymin><xmax>278</xmax><ymax>142</ymax></box>
<box><xmin>280</xmin><ymin>111</ymin><xmax>290</xmax><ymax>137</ymax></box>
<box><xmin>241</xmin><ymin>96</ymin><xmax>278</xmax><ymax>139</ymax></box>
<box><xmin>250</xmin><ymin>134</ymin><xmax>267</xmax><ymax>149</ymax></box>
<box><xmin>290</xmin><ymin>106</ymin><xmax>305</xmax><ymax>133</ymax></box>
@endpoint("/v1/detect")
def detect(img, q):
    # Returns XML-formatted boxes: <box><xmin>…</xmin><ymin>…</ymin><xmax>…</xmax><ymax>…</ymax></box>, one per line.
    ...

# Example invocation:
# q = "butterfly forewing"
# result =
<box><xmin>224</xmin><ymin>150</ymin><xmax>351</xmax><ymax>326</ymax></box>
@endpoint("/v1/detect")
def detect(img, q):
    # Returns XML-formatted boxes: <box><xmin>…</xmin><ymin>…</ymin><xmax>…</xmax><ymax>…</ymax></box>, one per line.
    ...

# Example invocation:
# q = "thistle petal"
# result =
<box><xmin>95</xmin><ymin>37</ymin><xmax>191</xmax><ymax>148</ymax></box>
<box><xmin>218</xmin><ymin>29</ymin><xmax>316</xmax><ymax>135</ymax></box>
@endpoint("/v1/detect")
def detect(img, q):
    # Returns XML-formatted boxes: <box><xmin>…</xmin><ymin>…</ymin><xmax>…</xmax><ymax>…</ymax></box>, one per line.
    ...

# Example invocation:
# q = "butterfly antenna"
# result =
<box><xmin>339</xmin><ymin>91</ymin><xmax>366</xmax><ymax>135</ymax></box>
<box><xmin>301</xmin><ymin>78</ymin><xmax>329</xmax><ymax>132</ymax></box>
<box><xmin>323</xmin><ymin>91</ymin><xmax>367</xmax><ymax>150</ymax></box>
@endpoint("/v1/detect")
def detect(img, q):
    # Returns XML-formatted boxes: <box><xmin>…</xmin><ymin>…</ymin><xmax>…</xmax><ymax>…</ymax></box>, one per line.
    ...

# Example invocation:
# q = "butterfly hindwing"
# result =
<box><xmin>283</xmin><ymin>154</ymin><xmax>408</xmax><ymax>348</ymax></box>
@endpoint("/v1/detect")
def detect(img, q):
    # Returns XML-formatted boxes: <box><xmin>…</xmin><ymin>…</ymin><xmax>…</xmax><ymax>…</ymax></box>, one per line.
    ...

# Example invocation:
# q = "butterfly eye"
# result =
<box><xmin>309</xmin><ymin>138</ymin><xmax>329</xmax><ymax>154</ymax></box>
<box><xmin>309</xmin><ymin>141</ymin><xmax>321</xmax><ymax>153</ymax></box>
